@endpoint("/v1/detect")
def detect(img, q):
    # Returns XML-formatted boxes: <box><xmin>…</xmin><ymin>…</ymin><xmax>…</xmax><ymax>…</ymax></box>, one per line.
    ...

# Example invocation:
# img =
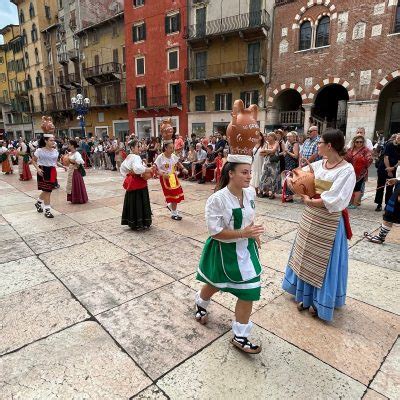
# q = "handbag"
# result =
<box><xmin>290</xmin><ymin>161</ymin><xmax>316</xmax><ymax>198</ymax></box>
<box><xmin>78</xmin><ymin>164</ymin><xmax>86</xmax><ymax>177</ymax></box>
<box><xmin>269</xmin><ymin>152</ymin><xmax>280</xmax><ymax>163</ymax></box>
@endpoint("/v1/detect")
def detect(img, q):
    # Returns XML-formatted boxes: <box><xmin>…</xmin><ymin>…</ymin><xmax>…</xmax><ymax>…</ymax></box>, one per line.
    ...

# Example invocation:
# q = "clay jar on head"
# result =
<box><xmin>160</xmin><ymin>118</ymin><xmax>174</xmax><ymax>142</ymax></box>
<box><xmin>226</xmin><ymin>100</ymin><xmax>260</xmax><ymax>156</ymax></box>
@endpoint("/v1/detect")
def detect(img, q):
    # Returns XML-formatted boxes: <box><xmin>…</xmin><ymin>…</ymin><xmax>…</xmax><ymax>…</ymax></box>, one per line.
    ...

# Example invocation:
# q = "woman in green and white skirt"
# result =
<box><xmin>195</xmin><ymin>154</ymin><xmax>265</xmax><ymax>354</ymax></box>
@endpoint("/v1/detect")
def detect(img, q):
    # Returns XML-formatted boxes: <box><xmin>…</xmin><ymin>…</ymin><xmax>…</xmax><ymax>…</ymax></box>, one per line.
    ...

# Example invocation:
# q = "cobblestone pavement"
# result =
<box><xmin>0</xmin><ymin>167</ymin><xmax>399</xmax><ymax>399</ymax></box>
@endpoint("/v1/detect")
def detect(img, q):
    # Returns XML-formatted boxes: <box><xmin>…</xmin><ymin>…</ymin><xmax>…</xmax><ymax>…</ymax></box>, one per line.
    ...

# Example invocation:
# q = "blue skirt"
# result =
<box><xmin>282</xmin><ymin>218</ymin><xmax>348</xmax><ymax>322</ymax></box>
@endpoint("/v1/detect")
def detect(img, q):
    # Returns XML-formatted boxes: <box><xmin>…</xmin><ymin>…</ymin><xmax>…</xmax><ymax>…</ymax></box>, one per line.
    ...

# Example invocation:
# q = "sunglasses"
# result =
<box><xmin>355</xmin><ymin>140</ymin><xmax>364</xmax><ymax>144</ymax></box>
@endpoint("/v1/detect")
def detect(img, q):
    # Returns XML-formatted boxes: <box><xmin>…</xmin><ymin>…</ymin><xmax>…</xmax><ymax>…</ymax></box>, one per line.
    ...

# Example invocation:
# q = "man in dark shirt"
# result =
<box><xmin>198</xmin><ymin>145</ymin><xmax>216</xmax><ymax>184</ymax></box>
<box><xmin>214</xmin><ymin>133</ymin><xmax>228</xmax><ymax>155</ymax></box>
<box><xmin>375</xmin><ymin>133</ymin><xmax>400</xmax><ymax>211</ymax></box>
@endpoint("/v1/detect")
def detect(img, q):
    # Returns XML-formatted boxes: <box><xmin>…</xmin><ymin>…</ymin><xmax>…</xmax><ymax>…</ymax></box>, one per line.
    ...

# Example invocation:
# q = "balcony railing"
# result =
<box><xmin>184</xmin><ymin>10</ymin><xmax>270</xmax><ymax>40</ymax></box>
<box><xmin>279</xmin><ymin>110</ymin><xmax>304</xmax><ymax>126</ymax></box>
<box><xmin>83</xmin><ymin>62</ymin><xmax>122</xmax><ymax>80</ymax></box>
<box><xmin>68</xmin><ymin>49</ymin><xmax>80</xmax><ymax>61</ymax></box>
<box><xmin>133</xmin><ymin>96</ymin><xmax>182</xmax><ymax>110</ymax></box>
<box><xmin>58</xmin><ymin>73</ymin><xmax>81</xmax><ymax>87</ymax></box>
<box><xmin>186</xmin><ymin>59</ymin><xmax>266</xmax><ymax>81</ymax></box>
<box><xmin>57</xmin><ymin>52</ymin><xmax>69</xmax><ymax>64</ymax></box>
<box><xmin>275</xmin><ymin>0</ymin><xmax>297</xmax><ymax>6</ymax></box>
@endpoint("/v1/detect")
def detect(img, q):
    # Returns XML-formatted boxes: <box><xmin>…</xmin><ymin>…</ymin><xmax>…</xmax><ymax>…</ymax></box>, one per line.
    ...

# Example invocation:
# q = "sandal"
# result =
<box><xmin>364</xmin><ymin>232</ymin><xmax>384</xmax><ymax>244</ymax></box>
<box><xmin>309</xmin><ymin>305</ymin><xmax>318</xmax><ymax>317</ymax></box>
<box><xmin>35</xmin><ymin>201</ymin><xmax>43</xmax><ymax>213</ymax></box>
<box><xmin>195</xmin><ymin>304</ymin><xmax>208</xmax><ymax>325</ymax></box>
<box><xmin>171</xmin><ymin>215</ymin><xmax>182</xmax><ymax>221</ymax></box>
<box><xmin>297</xmin><ymin>302</ymin><xmax>309</xmax><ymax>311</ymax></box>
<box><xmin>230</xmin><ymin>336</ymin><xmax>262</xmax><ymax>354</ymax></box>
<box><xmin>44</xmin><ymin>209</ymin><xmax>54</xmax><ymax>219</ymax></box>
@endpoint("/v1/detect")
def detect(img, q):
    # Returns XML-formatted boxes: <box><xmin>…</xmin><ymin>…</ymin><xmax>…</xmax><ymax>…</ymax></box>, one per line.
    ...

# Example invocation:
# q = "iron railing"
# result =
<box><xmin>275</xmin><ymin>0</ymin><xmax>297</xmax><ymax>6</ymax></box>
<box><xmin>184</xmin><ymin>10</ymin><xmax>270</xmax><ymax>40</ymax></box>
<box><xmin>133</xmin><ymin>95</ymin><xmax>182</xmax><ymax>110</ymax></box>
<box><xmin>279</xmin><ymin>110</ymin><xmax>304</xmax><ymax>125</ymax></box>
<box><xmin>57</xmin><ymin>52</ymin><xmax>69</xmax><ymax>64</ymax></box>
<box><xmin>68</xmin><ymin>49</ymin><xmax>80</xmax><ymax>60</ymax></box>
<box><xmin>83</xmin><ymin>62</ymin><xmax>122</xmax><ymax>79</ymax></box>
<box><xmin>186</xmin><ymin>59</ymin><xmax>266</xmax><ymax>81</ymax></box>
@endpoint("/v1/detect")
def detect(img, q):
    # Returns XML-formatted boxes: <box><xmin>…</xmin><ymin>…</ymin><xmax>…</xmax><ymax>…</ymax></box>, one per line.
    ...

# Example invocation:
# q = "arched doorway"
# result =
<box><xmin>274</xmin><ymin>89</ymin><xmax>303</xmax><ymax>128</ymax></box>
<box><xmin>313</xmin><ymin>84</ymin><xmax>349</xmax><ymax>133</ymax></box>
<box><xmin>375</xmin><ymin>77</ymin><xmax>400</xmax><ymax>138</ymax></box>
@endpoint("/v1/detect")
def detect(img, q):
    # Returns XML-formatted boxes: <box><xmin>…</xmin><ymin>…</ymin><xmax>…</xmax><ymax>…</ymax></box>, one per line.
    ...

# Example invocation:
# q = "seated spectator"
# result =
<box><xmin>182</xmin><ymin>145</ymin><xmax>197</xmax><ymax>179</ymax></box>
<box><xmin>190</xmin><ymin>143</ymin><xmax>207</xmax><ymax>181</ymax></box>
<box><xmin>198</xmin><ymin>145</ymin><xmax>216</xmax><ymax>184</ymax></box>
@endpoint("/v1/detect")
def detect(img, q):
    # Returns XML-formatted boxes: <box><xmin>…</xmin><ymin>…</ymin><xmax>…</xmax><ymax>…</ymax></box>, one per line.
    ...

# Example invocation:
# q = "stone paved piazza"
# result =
<box><xmin>0</xmin><ymin>168</ymin><xmax>399</xmax><ymax>399</ymax></box>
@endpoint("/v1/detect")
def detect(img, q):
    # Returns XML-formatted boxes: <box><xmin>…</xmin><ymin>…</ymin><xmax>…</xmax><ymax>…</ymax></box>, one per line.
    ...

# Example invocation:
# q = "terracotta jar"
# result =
<box><xmin>226</xmin><ymin>100</ymin><xmax>260</xmax><ymax>156</ymax></box>
<box><xmin>291</xmin><ymin>164</ymin><xmax>316</xmax><ymax>198</ymax></box>
<box><xmin>160</xmin><ymin>118</ymin><xmax>174</xmax><ymax>142</ymax></box>
<box><xmin>41</xmin><ymin>116</ymin><xmax>55</xmax><ymax>133</ymax></box>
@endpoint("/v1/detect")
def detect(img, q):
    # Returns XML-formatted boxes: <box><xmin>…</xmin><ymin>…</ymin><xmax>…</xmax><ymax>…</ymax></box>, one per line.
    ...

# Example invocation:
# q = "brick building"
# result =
<box><xmin>267</xmin><ymin>0</ymin><xmax>400</xmax><ymax>140</ymax></box>
<box><xmin>124</xmin><ymin>0</ymin><xmax>188</xmax><ymax>139</ymax></box>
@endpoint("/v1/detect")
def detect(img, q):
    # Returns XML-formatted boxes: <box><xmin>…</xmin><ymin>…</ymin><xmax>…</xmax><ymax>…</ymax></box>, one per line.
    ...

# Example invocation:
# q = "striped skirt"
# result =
<box><xmin>37</xmin><ymin>166</ymin><xmax>57</xmax><ymax>192</ymax></box>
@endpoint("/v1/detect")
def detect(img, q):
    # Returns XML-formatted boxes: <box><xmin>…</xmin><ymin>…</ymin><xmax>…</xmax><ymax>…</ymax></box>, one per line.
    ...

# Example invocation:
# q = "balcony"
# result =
<box><xmin>15</xmin><ymin>88</ymin><xmax>28</xmax><ymax>98</ymax></box>
<box><xmin>132</xmin><ymin>96</ymin><xmax>182</xmax><ymax>112</ymax></box>
<box><xmin>57</xmin><ymin>52</ymin><xmax>69</xmax><ymax>64</ymax></box>
<box><xmin>186</xmin><ymin>59</ymin><xmax>266</xmax><ymax>83</ymax></box>
<box><xmin>68</xmin><ymin>49</ymin><xmax>80</xmax><ymax>61</ymax></box>
<box><xmin>0</xmin><ymin>96</ymin><xmax>10</xmax><ymax>105</ymax></box>
<box><xmin>275</xmin><ymin>0</ymin><xmax>297</xmax><ymax>6</ymax></box>
<box><xmin>279</xmin><ymin>110</ymin><xmax>304</xmax><ymax>126</ymax></box>
<box><xmin>57</xmin><ymin>73</ymin><xmax>81</xmax><ymax>89</ymax></box>
<box><xmin>83</xmin><ymin>62</ymin><xmax>122</xmax><ymax>85</ymax></box>
<box><xmin>184</xmin><ymin>10</ymin><xmax>270</xmax><ymax>42</ymax></box>
<box><xmin>89</xmin><ymin>84</ymin><xmax>127</xmax><ymax>107</ymax></box>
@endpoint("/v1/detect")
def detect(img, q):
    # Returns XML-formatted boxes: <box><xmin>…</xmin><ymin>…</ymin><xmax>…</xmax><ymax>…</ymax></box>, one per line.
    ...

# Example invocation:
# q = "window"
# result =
<box><xmin>168</xmin><ymin>49</ymin><xmax>178</xmax><ymax>70</ymax></box>
<box><xmin>133</xmin><ymin>0</ymin><xmax>144</xmax><ymax>6</ymax></box>
<box><xmin>395</xmin><ymin>5</ymin><xmax>400</xmax><ymax>33</ymax></box>
<box><xmin>0</xmin><ymin>73</ymin><xmax>6</xmax><ymax>83</ymax></box>
<box><xmin>29</xmin><ymin>2</ymin><xmax>35</xmax><ymax>18</ymax></box>
<box><xmin>98</xmin><ymin>112</ymin><xmax>105</xmax><ymax>122</ymax></box>
<box><xmin>165</xmin><ymin>12</ymin><xmax>180</xmax><ymax>34</ymax></box>
<box><xmin>315</xmin><ymin>16</ymin><xmax>330</xmax><ymax>47</ymax></box>
<box><xmin>195</xmin><ymin>95</ymin><xmax>206</xmax><ymax>111</ymax></box>
<box><xmin>299</xmin><ymin>21</ymin><xmax>312</xmax><ymax>50</ymax></box>
<box><xmin>19</xmin><ymin>10</ymin><xmax>25</xmax><ymax>23</ymax></box>
<box><xmin>195</xmin><ymin>51</ymin><xmax>207</xmax><ymax>79</ymax></box>
<box><xmin>36</xmin><ymin>72</ymin><xmax>43</xmax><ymax>88</ymax></box>
<box><xmin>22</xmin><ymin>29</ymin><xmax>28</xmax><ymax>45</ymax></box>
<box><xmin>192</xmin><ymin>123</ymin><xmax>205</xmax><ymax>136</ymax></box>
<box><xmin>215</xmin><ymin>93</ymin><xmax>232</xmax><ymax>111</ymax></box>
<box><xmin>47</xmin><ymin>48</ymin><xmax>52</xmax><ymax>65</ymax></box>
<box><xmin>169</xmin><ymin>83</ymin><xmax>181</xmax><ymax>105</ymax></box>
<box><xmin>25</xmin><ymin>75</ymin><xmax>33</xmax><ymax>90</ymax></box>
<box><xmin>25</xmin><ymin>52</ymin><xmax>29</xmax><ymax>67</ymax></box>
<box><xmin>92</xmin><ymin>29</ymin><xmax>99</xmax><ymax>44</ymax></box>
<box><xmin>132</xmin><ymin>22</ymin><xmax>146</xmax><ymax>42</ymax></box>
<box><xmin>240</xmin><ymin>90</ymin><xmax>259</xmax><ymax>108</ymax></box>
<box><xmin>136</xmin><ymin>86</ymin><xmax>147</xmax><ymax>108</ymax></box>
<box><xmin>45</xmin><ymin>5</ymin><xmax>51</xmax><ymax>19</ymax></box>
<box><xmin>59</xmin><ymin>0</ymin><xmax>63</xmax><ymax>9</ymax></box>
<box><xmin>113</xmin><ymin>48</ymin><xmax>119</xmax><ymax>63</ymax></box>
<box><xmin>39</xmin><ymin>93</ymin><xmax>44</xmax><ymax>112</ymax></box>
<box><xmin>247</xmin><ymin>42</ymin><xmax>260</xmax><ymax>73</ymax></box>
<box><xmin>112</xmin><ymin>23</ymin><xmax>119</xmax><ymax>37</ymax></box>
<box><xmin>135</xmin><ymin>56</ymin><xmax>145</xmax><ymax>75</ymax></box>
<box><xmin>31</xmin><ymin>24</ymin><xmax>38</xmax><ymax>42</ymax></box>
<box><xmin>35</xmin><ymin>48</ymin><xmax>39</xmax><ymax>64</ymax></box>
<box><xmin>30</xmin><ymin>95</ymin><xmax>35</xmax><ymax>112</ymax></box>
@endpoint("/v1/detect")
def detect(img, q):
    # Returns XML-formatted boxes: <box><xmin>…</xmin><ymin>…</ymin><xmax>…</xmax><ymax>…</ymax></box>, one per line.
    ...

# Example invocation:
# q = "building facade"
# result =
<box><xmin>125</xmin><ymin>0</ymin><xmax>188</xmax><ymax>139</ymax></box>
<box><xmin>186</xmin><ymin>0</ymin><xmax>273</xmax><ymax>137</ymax></box>
<box><xmin>268</xmin><ymin>0</ymin><xmax>400</xmax><ymax>140</ymax></box>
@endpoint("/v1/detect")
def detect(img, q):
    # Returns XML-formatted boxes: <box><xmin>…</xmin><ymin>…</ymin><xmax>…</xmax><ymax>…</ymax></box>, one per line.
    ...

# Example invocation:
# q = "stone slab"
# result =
<box><xmin>66</xmin><ymin>206</ymin><xmax>121</xmax><ymax>224</ymax></box>
<box><xmin>0</xmin><ymin>280</ymin><xmax>89</xmax><ymax>355</ymax></box>
<box><xmin>98</xmin><ymin>281</ymin><xmax>232</xmax><ymax>380</ymax></box>
<box><xmin>157</xmin><ymin>215</ymin><xmax>208</xmax><ymax>237</ymax></box>
<box><xmin>61</xmin><ymin>257</ymin><xmax>174</xmax><ymax>315</ymax></box>
<box><xmin>134</xmin><ymin>385</ymin><xmax>168</xmax><ymax>399</ymax></box>
<box><xmin>252</xmin><ymin>295</ymin><xmax>400</xmax><ymax>385</ymax></box>
<box><xmin>0</xmin><ymin>224</ymin><xmax>19</xmax><ymax>240</ymax></box>
<box><xmin>157</xmin><ymin>328</ymin><xmax>366</xmax><ymax>399</ymax></box>
<box><xmin>258</xmin><ymin>239</ymin><xmax>293</xmax><ymax>273</ymax></box>
<box><xmin>0</xmin><ymin>238</ymin><xmax>34</xmax><ymax>264</ymax></box>
<box><xmin>0</xmin><ymin>256</ymin><xmax>54</xmax><ymax>297</ymax></box>
<box><xmin>362</xmin><ymin>389</ymin><xmax>389</xmax><ymax>400</ymax></box>
<box><xmin>0</xmin><ymin>321</ymin><xmax>151</xmax><ymax>399</ymax></box>
<box><xmin>39</xmin><ymin>239</ymin><xmax>129</xmax><ymax>277</ymax></box>
<box><xmin>257</xmin><ymin>215</ymin><xmax>299</xmax><ymax>240</ymax></box>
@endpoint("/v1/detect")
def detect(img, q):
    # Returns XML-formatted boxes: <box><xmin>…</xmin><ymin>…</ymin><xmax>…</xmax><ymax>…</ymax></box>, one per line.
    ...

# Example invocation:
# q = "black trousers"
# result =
<box><xmin>109</xmin><ymin>152</ymin><xmax>116</xmax><ymax>169</ymax></box>
<box><xmin>374</xmin><ymin>169</ymin><xmax>395</xmax><ymax>206</ymax></box>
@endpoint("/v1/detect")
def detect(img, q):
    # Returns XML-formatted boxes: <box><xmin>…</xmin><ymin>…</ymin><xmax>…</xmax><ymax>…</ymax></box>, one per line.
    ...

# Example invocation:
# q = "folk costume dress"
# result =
<box><xmin>18</xmin><ymin>142</ymin><xmax>32</xmax><ymax>181</ymax></box>
<box><xmin>197</xmin><ymin>186</ymin><xmax>262</xmax><ymax>301</ymax></box>
<box><xmin>282</xmin><ymin>159</ymin><xmax>356</xmax><ymax>321</ymax></box>
<box><xmin>120</xmin><ymin>154</ymin><xmax>152</xmax><ymax>230</ymax></box>
<box><xmin>154</xmin><ymin>153</ymin><xmax>184</xmax><ymax>204</ymax></box>
<box><xmin>384</xmin><ymin>167</ymin><xmax>400</xmax><ymax>225</ymax></box>
<box><xmin>66</xmin><ymin>151</ymin><xmax>88</xmax><ymax>204</ymax></box>
<box><xmin>0</xmin><ymin>146</ymin><xmax>13</xmax><ymax>174</ymax></box>
<box><xmin>34</xmin><ymin>147</ymin><xmax>59</xmax><ymax>192</ymax></box>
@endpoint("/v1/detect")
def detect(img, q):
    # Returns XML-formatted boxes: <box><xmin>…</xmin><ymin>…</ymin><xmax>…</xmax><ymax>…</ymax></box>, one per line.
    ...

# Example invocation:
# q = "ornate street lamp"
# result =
<box><xmin>71</xmin><ymin>94</ymin><xmax>90</xmax><ymax>138</ymax></box>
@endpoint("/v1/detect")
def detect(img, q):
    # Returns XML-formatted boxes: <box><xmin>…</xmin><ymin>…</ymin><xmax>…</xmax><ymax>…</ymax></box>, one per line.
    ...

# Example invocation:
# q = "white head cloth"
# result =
<box><xmin>227</xmin><ymin>154</ymin><xmax>252</xmax><ymax>164</ymax></box>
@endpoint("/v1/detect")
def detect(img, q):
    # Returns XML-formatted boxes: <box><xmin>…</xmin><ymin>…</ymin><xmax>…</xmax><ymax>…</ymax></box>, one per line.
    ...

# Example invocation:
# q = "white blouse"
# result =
<box><xmin>69</xmin><ymin>151</ymin><xmax>84</xmax><ymax>165</ymax></box>
<box><xmin>205</xmin><ymin>186</ymin><xmax>256</xmax><ymax>243</ymax></box>
<box><xmin>120</xmin><ymin>154</ymin><xmax>146</xmax><ymax>176</ymax></box>
<box><xmin>0</xmin><ymin>146</ymin><xmax>8</xmax><ymax>155</ymax></box>
<box><xmin>309</xmin><ymin>159</ymin><xmax>356</xmax><ymax>213</ymax></box>
<box><xmin>34</xmin><ymin>148</ymin><xmax>59</xmax><ymax>167</ymax></box>
<box><xmin>154</xmin><ymin>153</ymin><xmax>180</xmax><ymax>174</ymax></box>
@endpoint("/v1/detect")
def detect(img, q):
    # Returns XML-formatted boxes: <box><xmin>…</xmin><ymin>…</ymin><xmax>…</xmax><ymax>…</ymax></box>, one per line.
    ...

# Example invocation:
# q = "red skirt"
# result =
<box><xmin>37</xmin><ymin>166</ymin><xmax>57</xmax><ymax>192</ymax></box>
<box><xmin>67</xmin><ymin>169</ymin><xmax>88</xmax><ymax>204</ymax></box>
<box><xmin>2</xmin><ymin>158</ymin><xmax>12</xmax><ymax>173</ymax></box>
<box><xmin>21</xmin><ymin>162</ymin><xmax>32</xmax><ymax>181</ymax></box>
<box><xmin>160</xmin><ymin>173</ymin><xmax>184</xmax><ymax>204</ymax></box>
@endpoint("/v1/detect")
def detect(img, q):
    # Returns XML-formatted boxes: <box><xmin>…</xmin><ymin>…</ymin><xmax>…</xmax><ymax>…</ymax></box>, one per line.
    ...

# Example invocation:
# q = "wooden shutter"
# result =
<box><xmin>177</xmin><ymin>13</ymin><xmax>181</xmax><ymax>32</ymax></box>
<box><xmin>252</xmin><ymin>90</ymin><xmax>259</xmax><ymax>105</ymax></box>
<box><xmin>165</xmin><ymin>16</ymin><xmax>169</xmax><ymax>34</ymax></box>
<box><xmin>227</xmin><ymin>93</ymin><xmax>232</xmax><ymax>110</ymax></box>
<box><xmin>215</xmin><ymin>94</ymin><xmax>220</xmax><ymax>111</ymax></box>
<box><xmin>135</xmin><ymin>87</ymin><xmax>140</xmax><ymax>107</ymax></box>
<box><xmin>240</xmin><ymin>92</ymin><xmax>246</xmax><ymax>103</ymax></box>
<box><xmin>143</xmin><ymin>24</ymin><xmax>146</xmax><ymax>40</ymax></box>
<box><xmin>132</xmin><ymin>26</ymin><xmax>137</xmax><ymax>42</ymax></box>
<box><xmin>143</xmin><ymin>87</ymin><xmax>147</xmax><ymax>107</ymax></box>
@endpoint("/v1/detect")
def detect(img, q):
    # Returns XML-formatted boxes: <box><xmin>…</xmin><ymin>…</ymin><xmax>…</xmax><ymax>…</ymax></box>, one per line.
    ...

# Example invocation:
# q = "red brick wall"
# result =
<box><xmin>269</xmin><ymin>0</ymin><xmax>400</xmax><ymax>104</ymax></box>
<box><xmin>124</xmin><ymin>0</ymin><xmax>188</xmax><ymax>136</ymax></box>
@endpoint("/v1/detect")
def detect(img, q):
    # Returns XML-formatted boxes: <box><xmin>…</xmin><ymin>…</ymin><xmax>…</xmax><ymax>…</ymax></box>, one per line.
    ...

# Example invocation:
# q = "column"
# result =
<box><xmin>303</xmin><ymin>104</ymin><xmax>312</xmax><ymax>134</ymax></box>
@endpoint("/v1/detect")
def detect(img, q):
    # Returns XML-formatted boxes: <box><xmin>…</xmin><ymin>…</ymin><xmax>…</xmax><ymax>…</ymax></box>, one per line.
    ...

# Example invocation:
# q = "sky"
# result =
<box><xmin>0</xmin><ymin>1</ymin><xmax>19</xmax><ymax>44</ymax></box>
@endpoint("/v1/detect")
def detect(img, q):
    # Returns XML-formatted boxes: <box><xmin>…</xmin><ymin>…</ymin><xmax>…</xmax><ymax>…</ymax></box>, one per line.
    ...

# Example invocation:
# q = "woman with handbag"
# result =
<box><xmin>120</xmin><ymin>140</ymin><xmax>154</xmax><ymax>230</ymax></box>
<box><xmin>259</xmin><ymin>132</ymin><xmax>280</xmax><ymax>199</ymax></box>
<box><xmin>282</xmin><ymin>131</ymin><xmax>300</xmax><ymax>202</ymax></box>
<box><xmin>283</xmin><ymin>129</ymin><xmax>356</xmax><ymax>322</ymax></box>
<box><xmin>65</xmin><ymin>140</ymin><xmax>88</xmax><ymax>204</ymax></box>
<box><xmin>250</xmin><ymin>132</ymin><xmax>265</xmax><ymax>195</ymax></box>
<box><xmin>344</xmin><ymin>135</ymin><xmax>373</xmax><ymax>209</ymax></box>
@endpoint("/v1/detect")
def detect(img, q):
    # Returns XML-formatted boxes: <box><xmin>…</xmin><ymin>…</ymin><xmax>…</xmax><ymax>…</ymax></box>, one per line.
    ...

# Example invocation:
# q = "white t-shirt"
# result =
<box><xmin>34</xmin><ymin>148</ymin><xmax>59</xmax><ymax>167</ymax></box>
<box><xmin>69</xmin><ymin>151</ymin><xmax>84</xmax><ymax>165</ymax></box>
<box><xmin>154</xmin><ymin>153</ymin><xmax>180</xmax><ymax>174</ymax></box>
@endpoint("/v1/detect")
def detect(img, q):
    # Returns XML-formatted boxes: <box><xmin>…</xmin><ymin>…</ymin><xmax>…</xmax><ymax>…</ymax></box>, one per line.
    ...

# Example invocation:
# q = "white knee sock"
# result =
<box><xmin>232</xmin><ymin>321</ymin><xmax>253</xmax><ymax>337</ymax></box>
<box><xmin>195</xmin><ymin>291</ymin><xmax>210</xmax><ymax>309</ymax></box>
<box><xmin>37</xmin><ymin>198</ymin><xmax>44</xmax><ymax>204</ymax></box>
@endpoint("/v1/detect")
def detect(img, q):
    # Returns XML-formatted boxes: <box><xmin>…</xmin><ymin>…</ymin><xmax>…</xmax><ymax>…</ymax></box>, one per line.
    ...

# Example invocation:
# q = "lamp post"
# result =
<box><xmin>71</xmin><ymin>94</ymin><xmax>90</xmax><ymax>138</ymax></box>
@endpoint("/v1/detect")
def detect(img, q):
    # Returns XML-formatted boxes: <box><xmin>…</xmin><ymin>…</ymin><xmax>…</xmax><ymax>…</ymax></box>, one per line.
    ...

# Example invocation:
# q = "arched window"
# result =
<box><xmin>30</xmin><ymin>95</ymin><xmax>35</xmax><ymax>112</ymax></box>
<box><xmin>315</xmin><ymin>16</ymin><xmax>330</xmax><ymax>47</ymax></box>
<box><xmin>25</xmin><ymin>52</ymin><xmax>29</xmax><ymax>67</ymax></box>
<box><xmin>22</xmin><ymin>29</ymin><xmax>28</xmax><ymax>45</ymax></box>
<box><xmin>34</xmin><ymin>48</ymin><xmax>39</xmax><ymax>64</ymax></box>
<box><xmin>31</xmin><ymin>24</ymin><xmax>38</xmax><ymax>42</ymax></box>
<box><xmin>29</xmin><ymin>2</ymin><xmax>35</xmax><ymax>18</ymax></box>
<box><xmin>19</xmin><ymin>10</ymin><xmax>25</xmax><ymax>23</ymax></box>
<box><xmin>299</xmin><ymin>21</ymin><xmax>312</xmax><ymax>50</ymax></box>
<box><xmin>39</xmin><ymin>93</ymin><xmax>45</xmax><ymax>112</ymax></box>
<box><xmin>36</xmin><ymin>71</ymin><xmax>42</xmax><ymax>87</ymax></box>
<box><xmin>27</xmin><ymin>75</ymin><xmax>32</xmax><ymax>90</ymax></box>
<box><xmin>395</xmin><ymin>5</ymin><xmax>400</xmax><ymax>33</ymax></box>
